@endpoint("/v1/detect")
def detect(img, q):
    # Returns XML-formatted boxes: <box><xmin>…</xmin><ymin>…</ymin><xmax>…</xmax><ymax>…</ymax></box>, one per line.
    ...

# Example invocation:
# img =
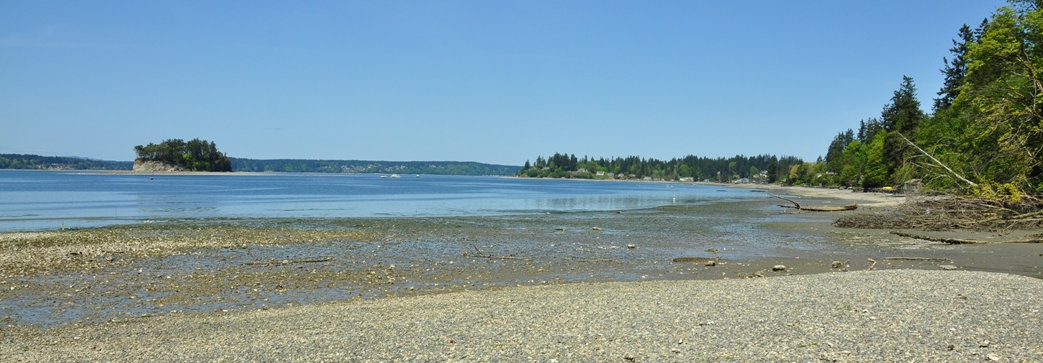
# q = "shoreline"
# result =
<box><xmin>2</xmin><ymin>176</ymin><xmax>1042</xmax><ymax>359</ymax></box>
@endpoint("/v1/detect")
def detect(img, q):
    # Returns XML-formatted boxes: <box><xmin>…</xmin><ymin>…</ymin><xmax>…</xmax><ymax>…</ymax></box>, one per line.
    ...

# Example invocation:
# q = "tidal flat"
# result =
<box><xmin>1</xmin><ymin>194</ymin><xmax>1041</xmax><ymax>329</ymax></box>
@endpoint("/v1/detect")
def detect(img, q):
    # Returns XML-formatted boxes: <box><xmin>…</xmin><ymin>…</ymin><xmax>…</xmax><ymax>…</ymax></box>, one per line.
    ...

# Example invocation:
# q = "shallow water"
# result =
<box><xmin>0</xmin><ymin>171</ymin><xmax>758</xmax><ymax>231</ymax></box>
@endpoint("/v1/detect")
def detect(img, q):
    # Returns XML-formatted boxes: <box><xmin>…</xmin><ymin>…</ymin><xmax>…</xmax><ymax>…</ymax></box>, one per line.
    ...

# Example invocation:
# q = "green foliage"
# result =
<box><xmin>135</xmin><ymin>138</ymin><xmax>232</xmax><ymax>172</ymax></box>
<box><xmin>863</xmin><ymin>132</ymin><xmax>889</xmax><ymax>189</ymax></box>
<box><xmin>818</xmin><ymin>1</ymin><xmax>1043</xmax><ymax>197</ymax></box>
<box><xmin>972</xmin><ymin>181</ymin><xmax>1024</xmax><ymax>203</ymax></box>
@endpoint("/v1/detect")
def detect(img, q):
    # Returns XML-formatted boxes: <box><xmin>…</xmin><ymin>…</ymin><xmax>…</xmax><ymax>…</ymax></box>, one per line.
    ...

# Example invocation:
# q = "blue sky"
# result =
<box><xmin>1</xmin><ymin>1</ymin><xmax>1006</xmax><ymax>165</ymax></box>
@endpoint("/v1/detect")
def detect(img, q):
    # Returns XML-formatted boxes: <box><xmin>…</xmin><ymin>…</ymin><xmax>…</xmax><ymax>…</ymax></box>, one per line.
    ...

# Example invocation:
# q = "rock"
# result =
<box><xmin>940</xmin><ymin>264</ymin><xmax>958</xmax><ymax>270</ymax></box>
<box><xmin>988</xmin><ymin>353</ymin><xmax>1001</xmax><ymax>361</ymax></box>
<box><xmin>626</xmin><ymin>244</ymin><xmax>636</xmax><ymax>249</ymax></box>
<box><xmin>831</xmin><ymin>261</ymin><xmax>843</xmax><ymax>269</ymax></box>
<box><xmin>132</xmin><ymin>160</ymin><xmax>184</xmax><ymax>172</ymax></box>
<box><xmin>591</xmin><ymin>226</ymin><xmax>602</xmax><ymax>231</ymax></box>
<box><xmin>772</xmin><ymin>265</ymin><xmax>787</xmax><ymax>272</ymax></box>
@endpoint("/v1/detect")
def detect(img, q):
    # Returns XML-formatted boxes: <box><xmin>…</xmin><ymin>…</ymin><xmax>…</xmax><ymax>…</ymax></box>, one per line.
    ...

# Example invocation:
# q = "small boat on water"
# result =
<box><xmin>390</xmin><ymin>174</ymin><xmax>401</xmax><ymax>178</ymax></box>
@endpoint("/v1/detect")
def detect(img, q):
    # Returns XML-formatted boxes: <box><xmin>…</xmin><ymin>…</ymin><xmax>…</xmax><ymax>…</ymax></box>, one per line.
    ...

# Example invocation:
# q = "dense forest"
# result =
<box><xmin>231</xmin><ymin>158</ymin><xmax>520</xmax><ymax>175</ymax></box>
<box><xmin>815</xmin><ymin>0</ymin><xmax>1042</xmax><ymax>201</ymax></box>
<box><xmin>518</xmin><ymin>153</ymin><xmax>803</xmax><ymax>183</ymax></box>
<box><xmin>0</xmin><ymin>154</ymin><xmax>132</xmax><ymax>170</ymax></box>
<box><xmin>134</xmin><ymin>138</ymin><xmax>232</xmax><ymax>172</ymax></box>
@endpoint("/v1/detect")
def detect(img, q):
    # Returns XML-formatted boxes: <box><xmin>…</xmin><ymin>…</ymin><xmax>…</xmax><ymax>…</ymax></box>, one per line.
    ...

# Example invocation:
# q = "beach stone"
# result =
<box><xmin>772</xmin><ymin>265</ymin><xmax>787</xmax><ymax>272</ymax></box>
<box><xmin>940</xmin><ymin>265</ymin><xmax>958</xmax><ymax>270</ymax></box>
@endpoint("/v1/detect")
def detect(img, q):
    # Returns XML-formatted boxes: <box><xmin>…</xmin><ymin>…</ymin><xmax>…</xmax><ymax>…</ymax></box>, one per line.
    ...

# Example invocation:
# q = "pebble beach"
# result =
<box><xmin>3</xmin><ymin>270</ymin><xmax>1041</xmax><ymax>361</ymax></box>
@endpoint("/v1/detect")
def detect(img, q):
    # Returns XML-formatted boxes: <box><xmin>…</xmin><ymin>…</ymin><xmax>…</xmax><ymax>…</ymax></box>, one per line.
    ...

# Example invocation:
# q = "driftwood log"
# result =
<box><xmin>773</xmin><ymin>195</ymin><xmax>858</xmax><ymax>212</ymax></box>
<box><xmin>891</xmin><ymin>231</ymin><xmax>1043</xmax><ymax>244</ymax></box>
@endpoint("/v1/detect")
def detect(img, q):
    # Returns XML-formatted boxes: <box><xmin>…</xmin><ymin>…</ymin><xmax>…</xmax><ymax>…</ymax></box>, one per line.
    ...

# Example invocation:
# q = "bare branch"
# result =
<box><xmin>896</xmin><ymin>132</ymin><xmax>978</xmax><ymax>187</ymax></box>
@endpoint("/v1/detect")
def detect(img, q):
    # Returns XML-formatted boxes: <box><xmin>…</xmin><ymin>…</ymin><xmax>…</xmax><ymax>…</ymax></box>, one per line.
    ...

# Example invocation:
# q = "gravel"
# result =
<box><xmin>3</xmin><ymin>269</ymin><xmax>1041</xmax><ymax>361</ymax></box>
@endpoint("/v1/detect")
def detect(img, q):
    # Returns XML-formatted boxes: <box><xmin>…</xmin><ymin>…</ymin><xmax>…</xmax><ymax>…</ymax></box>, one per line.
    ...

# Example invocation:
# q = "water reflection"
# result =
<box><xmin>0</xmin><ymin>171</ymin><xmax>761</xmax><ymax>231</ymax></box>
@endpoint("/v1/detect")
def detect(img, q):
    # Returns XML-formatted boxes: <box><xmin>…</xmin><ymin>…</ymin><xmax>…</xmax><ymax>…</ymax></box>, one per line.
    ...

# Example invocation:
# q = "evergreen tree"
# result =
<box><xmin>934</xmin><ymin>24</ymin><xmax>977</xmax><ymax>112</ymax></box>
<box><xmin>767</xmin><ymin>156</ymin><xmax>778</xmax><ymax>183</ymax></box>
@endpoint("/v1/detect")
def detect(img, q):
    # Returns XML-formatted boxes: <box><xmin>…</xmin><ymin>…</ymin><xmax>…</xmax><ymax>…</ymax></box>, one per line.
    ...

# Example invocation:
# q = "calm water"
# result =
<box><xmin>0</xmin><ymin>170</ymin><xmax>761</xmax><ymax>231</ymax></box>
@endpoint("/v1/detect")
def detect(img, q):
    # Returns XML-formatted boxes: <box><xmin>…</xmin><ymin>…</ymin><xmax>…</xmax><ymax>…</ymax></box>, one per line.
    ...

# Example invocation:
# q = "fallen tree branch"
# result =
<box><xmin>244</xmin><ymin>256</ymin><xmax>334</xmax><ymax>266</ymax></box>
<box><xmin>773</xmin><ymin>194</ymin><xmax>857</xmax><ymax>211</ymax></box>
<box><xmin>890</xmin><ymin>231</ymin><xmax>1042</xmax><ymax>244</ymax></box>
<box><xmin>890</xmin><ymin>231</ymin><xmax>985</xmax><ymax>244</ymax></box>
<box><xmin>773</xmin><ymin>195</ymin><xmax>800</xmax><ymax>209</ymax></box>
<box><xmin>896</xmin><ymin>132</ymin><xmax>977</xmax><ymax>188</ymax></box>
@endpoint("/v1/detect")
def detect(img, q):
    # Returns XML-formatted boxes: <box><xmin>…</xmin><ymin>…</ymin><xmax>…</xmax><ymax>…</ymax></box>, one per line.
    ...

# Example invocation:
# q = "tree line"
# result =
<box><xmin>231</xmin><ymin>158</ymin><xmax>521</xmax><ymax>175</ymax></box>
<box><xmin>0</xmin><ymin>154</ymin><xmax>132</xmax><ymax>170</ymax></box>
<box><xmin>816</xmin><ymin>0</ymin><xmax>1042</xmax><ymax>201</ymax></box>
<box><xmin>518</xmin><ymin>153</ymin><xmax>804</xmax><ymax>183</ymax></box>
<box><xmin>134</xmin><ymin>138</ymin><xmax>232</xmax><ymax>172</ymax></box>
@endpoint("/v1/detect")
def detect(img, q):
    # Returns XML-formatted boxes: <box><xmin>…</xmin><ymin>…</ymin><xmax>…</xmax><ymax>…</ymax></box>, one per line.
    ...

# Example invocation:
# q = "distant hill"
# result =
<box><xmin>230</xmin><ymin>158</ymin><xmax>521</xmax><ymax>176</ymax></box>
<box><xmin>0</xmin><ymin>154</ymin><xmax>133</xmax><ymax>170</ymax></box>
<box><xmin>0</xmin><ymin>153</ymin><xmax>521</xmax><ymax>176</ymax></box>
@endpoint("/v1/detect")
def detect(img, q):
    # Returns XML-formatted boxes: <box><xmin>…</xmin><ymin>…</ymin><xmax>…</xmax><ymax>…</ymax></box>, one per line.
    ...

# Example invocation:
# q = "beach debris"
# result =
<box><xmin>706</xmin><ymin>247</ymin><xmax>719</xmax><ymax>255</ymax></box>
<box><xmin>554</xmin><ymin>227</ymin><xmax>566</xmax><ymax>232</ymax></box>
<box><xmin>772</xmin><ymin>265</ymin><xmax>787</xmax><ymax>272</ymax></box>
<box><xmin>939</xmin><ymin>264</ymin><xmax>958</xmax><ymax>270</ymax></box>
<box><xmin>243</xmin><ymin>256</ymin><xmax>334</xmax><ymax>266</ymax></box>
<box><xmin>773</xmin><ymin>194</ymin><xmax>857</xmax><ymax>212</ymax></box>
<box><xmin>671</xmin><ymin>257</ymin><xmax>718</xmax><ymax>266</ymax></box>
<box><xmin>883</xmin><ymin>256</ymin><xmax>955</xmax><ymax>263</ymax></box>
<box><xmin>831</xmin><ymin>261</ymin><xmax>843</xmax><ymax>269</ymax></box>
<box><xmin>591</xmin><ymin>226</ymin><xmax>602</xmax><ymax>231</ymax></box>
<box><xmin>626</xmin><ymin>244</ymin><xmax>636</xmax><ymax>249</ymax></box>
<box><xmin>867</xmin><ymin>258</ymin><xmax>877</xmax><ymax>271</ymax></box>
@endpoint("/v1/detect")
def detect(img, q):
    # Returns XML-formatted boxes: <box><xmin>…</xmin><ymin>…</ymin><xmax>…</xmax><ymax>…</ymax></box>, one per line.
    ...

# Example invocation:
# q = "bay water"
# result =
<box><xmin>0</xmin><ymin>170</ymin><xmax>760</xmax><ymax>232</ymax></box>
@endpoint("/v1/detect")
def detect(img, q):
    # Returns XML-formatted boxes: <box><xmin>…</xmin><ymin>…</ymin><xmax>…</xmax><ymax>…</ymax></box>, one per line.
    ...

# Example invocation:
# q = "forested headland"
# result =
<box><xmin>134</xmin><ymin>138</ymin><xmax>232</xmax><ymax>172</ymax></box>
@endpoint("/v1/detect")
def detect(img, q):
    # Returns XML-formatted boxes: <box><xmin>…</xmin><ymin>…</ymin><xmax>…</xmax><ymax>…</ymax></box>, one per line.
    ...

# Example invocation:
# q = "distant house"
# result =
<box><xmin>595</xmin><ymin>170</ymin><xmax>606</xmax><ymax>176</ymax></box>
<box><xmin>679</xmin><ymin>177</ymin><xmax>694</xmax><ymax>182</ymax></box>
